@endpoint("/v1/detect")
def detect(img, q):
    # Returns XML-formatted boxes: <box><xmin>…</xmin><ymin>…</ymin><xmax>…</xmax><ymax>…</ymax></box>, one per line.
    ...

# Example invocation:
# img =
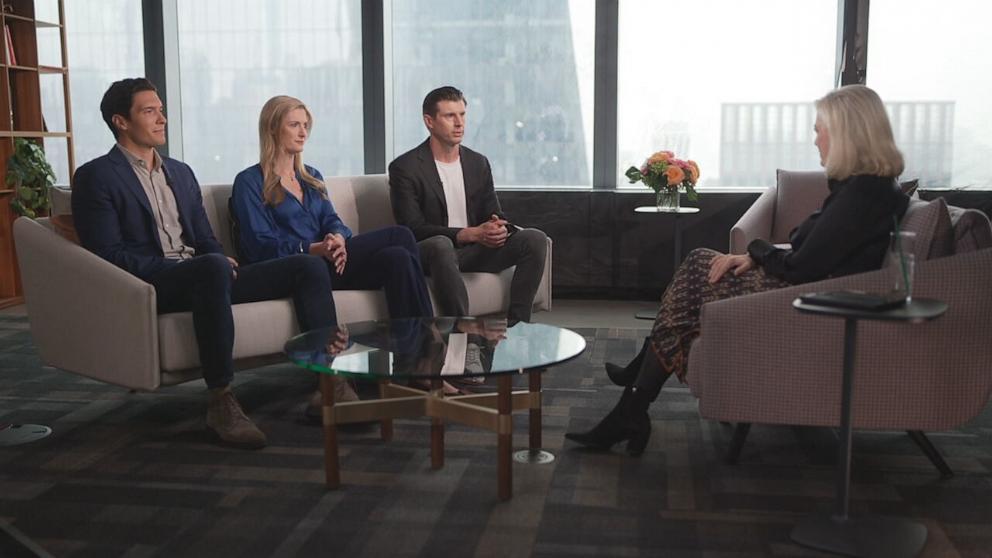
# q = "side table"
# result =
<box><xmin>790</xmin><ymin>297</ymin><xmax>947</xmax><ymax>558</ymax></box>
<box><xmin>634</xmin><ymin>206</ymin><xmax>700</xmax><ymax>320</ymax></box>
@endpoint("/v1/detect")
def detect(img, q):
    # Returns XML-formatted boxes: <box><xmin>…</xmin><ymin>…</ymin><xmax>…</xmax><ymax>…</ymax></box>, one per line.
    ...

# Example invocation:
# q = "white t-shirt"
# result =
<box><xmin>435</xmin><ymin>158</ymin><xmax>469</xmax><ymax>228</ymax></box>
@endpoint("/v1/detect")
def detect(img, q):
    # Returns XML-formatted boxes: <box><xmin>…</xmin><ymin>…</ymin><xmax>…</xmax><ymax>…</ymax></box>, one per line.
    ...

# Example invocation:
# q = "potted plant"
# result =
<box><xmin>7</xmin><ymin>138</ymin><xmax>56</xmax><ymax>219</ymax></box>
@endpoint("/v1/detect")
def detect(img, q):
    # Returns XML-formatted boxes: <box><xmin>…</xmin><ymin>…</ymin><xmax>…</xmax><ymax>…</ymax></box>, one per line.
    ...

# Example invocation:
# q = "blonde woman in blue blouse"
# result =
<box><xmin>232</xmin><ymin>95</ymin><xmax>434</xmax><ymax>404</ymax></box>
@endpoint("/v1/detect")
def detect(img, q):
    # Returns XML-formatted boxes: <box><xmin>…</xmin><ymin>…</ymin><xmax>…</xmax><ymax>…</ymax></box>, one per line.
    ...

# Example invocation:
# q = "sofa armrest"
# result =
<box><xmin>730</xmin><ymin>187</ymin><xmax>775</xmax><ymax>254</ymax></box>
<box><xmin>14</xmin><ymin>217</ymin><xmax>161</xmax><ymax>391</ymax></box>
<box><xmin>534</xmin><ymin>236</ymin><xmax>553</xmax><ymax>312</ymax></box>
<box><xmin>688</xmin><ymin>249</ymin><xmax>992</xmax><ymax>431</ymax></box>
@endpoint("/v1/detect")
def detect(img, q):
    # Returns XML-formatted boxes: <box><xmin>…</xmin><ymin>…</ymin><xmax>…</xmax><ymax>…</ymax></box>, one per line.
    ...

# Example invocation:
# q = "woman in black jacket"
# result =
<box><xmin>566</xmin><ymin>84</ymin><xmax>910</xmax><ymax>456</ymax></box>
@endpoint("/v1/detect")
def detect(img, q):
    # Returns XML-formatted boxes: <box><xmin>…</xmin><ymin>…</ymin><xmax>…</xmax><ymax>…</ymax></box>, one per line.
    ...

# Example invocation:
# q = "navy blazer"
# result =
<box><xmin>388</xmin><ymin>139</ymin><xmax>507</xmax><ymax>242</ymax></box>
<box><xmin>72</xmin><ymin>146</ymin><xmax>224</xmax><ymax>281</ymax></box>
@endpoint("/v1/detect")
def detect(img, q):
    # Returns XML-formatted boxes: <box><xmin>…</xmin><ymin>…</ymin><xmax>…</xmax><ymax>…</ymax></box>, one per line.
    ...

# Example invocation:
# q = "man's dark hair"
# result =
<box><xmin>100</xmin><ymin>78</ymin><xmax>158</xmax><ymax>139</ymax></box>
<box><xmin>422</xmin><ymin>86</ymin><xmax>466</xmax><ymax>117</ymax></box>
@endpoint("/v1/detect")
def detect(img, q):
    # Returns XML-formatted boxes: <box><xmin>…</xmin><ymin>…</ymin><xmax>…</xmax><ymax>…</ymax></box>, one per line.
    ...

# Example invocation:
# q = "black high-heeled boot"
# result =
<box><xmin>565</xmin><ymin>387</ymin><xmax>651</xmax><ymax>455</ymax></box>
<box><xmin>567</xmin><ymin>349</ymin><xmax>671</xmax><ymax>456</ymax></box>
<box><xmin>605</xmin><ymin>337</ymin><xmax>649</xmax><ymax>386</ymax></box>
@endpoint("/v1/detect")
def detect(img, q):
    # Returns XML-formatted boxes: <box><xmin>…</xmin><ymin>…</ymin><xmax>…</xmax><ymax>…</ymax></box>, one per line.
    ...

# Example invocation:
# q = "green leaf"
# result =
<box><xmin>7</xmin><ymin>138</ymin><xmax>56</xmax><ymax>219</ymax></box>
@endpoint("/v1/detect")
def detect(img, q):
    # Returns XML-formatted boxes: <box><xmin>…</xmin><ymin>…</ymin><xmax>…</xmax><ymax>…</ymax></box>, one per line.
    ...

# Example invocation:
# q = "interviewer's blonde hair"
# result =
<box><xmin>258</xmin><ymin>95</ymin><xmax>324</xmax><ymax>206</ymax></box>
<box><xmin>815</xmin><ymin>85</ymin><xmax>904</xmax><ymax>180</ymax></box>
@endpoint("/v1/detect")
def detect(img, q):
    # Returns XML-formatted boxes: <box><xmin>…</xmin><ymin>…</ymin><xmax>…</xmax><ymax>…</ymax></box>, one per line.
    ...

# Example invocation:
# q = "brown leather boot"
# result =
<box><xmin>305</xmin><ymin>377</ymin><xmax>360</xmax><ymax>423</ymax></box>
<box><xmin>206</xmin><ymin>387</ymin><xmax>267</xmax><ymax>449</ymax></box>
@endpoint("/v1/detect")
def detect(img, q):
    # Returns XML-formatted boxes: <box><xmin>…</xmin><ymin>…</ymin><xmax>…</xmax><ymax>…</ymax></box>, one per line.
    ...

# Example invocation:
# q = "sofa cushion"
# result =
<box><xmin>158</xmin><ymin>299</ymin><xmax>299</xmax><ymax>372</ymax></box>
<box><xmin>899</xmin><ymin>197</ymin><xmax>953</xmax><ymax>261</ymax></box>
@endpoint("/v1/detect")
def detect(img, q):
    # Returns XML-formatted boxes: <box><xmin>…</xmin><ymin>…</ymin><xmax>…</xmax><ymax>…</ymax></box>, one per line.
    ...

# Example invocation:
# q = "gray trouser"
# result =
<box><xmin>417</xmin><ymin>229</ymin><xmax>548</xmax><ymax>322</ymax></box>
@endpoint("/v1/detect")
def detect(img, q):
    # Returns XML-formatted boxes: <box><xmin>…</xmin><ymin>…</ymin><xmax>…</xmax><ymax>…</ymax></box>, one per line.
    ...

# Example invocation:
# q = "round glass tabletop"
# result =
<box><xmin>284</xmin><ymin>317</ymin><xmax>586</xmax><ymax>380</ymax></box>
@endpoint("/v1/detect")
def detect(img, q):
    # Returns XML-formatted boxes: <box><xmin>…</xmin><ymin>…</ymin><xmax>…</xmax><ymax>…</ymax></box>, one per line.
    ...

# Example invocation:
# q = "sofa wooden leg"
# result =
<box><xmin>907</xmin><ymin>430</ymin><xmax>953</xmax><ymax>479</ymax></box>
<box><xmin>725</xmin><ymin>422</ymin><xmax>751</xmax><ymax>465</ymax></box>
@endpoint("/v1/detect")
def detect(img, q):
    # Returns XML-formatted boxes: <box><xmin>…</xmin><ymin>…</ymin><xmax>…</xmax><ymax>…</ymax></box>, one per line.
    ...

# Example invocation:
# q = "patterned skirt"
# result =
<box><xmin>649</xmin><ymin>248</ymin><xmax>790</xmax><ymax>383</ymax></box>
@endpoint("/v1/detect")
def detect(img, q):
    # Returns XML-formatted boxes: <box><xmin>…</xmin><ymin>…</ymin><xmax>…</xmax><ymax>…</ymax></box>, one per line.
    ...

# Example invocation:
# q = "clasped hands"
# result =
<box><xmin>325</xmin><ymin>325</ymin><xmax>350</xmax><ymax>357</ymax></box>
<box><xmin>458</xmin><ymin>214</ymin><xmax>510</xmax><ymax>248</ymax></box>
<box><xmin>309</xmin><ymin>233</ymin><xmax>348</xmax><ymax>274</ymax></box>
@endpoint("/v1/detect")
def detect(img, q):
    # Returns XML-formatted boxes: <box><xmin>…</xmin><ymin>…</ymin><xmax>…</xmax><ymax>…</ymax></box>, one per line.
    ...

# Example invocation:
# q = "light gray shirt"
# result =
<box><xmin>117</xmin><ymin>144</ymin><xmax>195</xmax><ymax>260</ymax></box>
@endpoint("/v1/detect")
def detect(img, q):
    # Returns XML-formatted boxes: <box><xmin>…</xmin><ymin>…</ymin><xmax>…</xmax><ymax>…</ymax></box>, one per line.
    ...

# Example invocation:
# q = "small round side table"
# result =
<box><xmin>790</xmin><ymin>297</ymin><xmax>947</xmax><ymax>558</ymax></box>
<box><xmin>633</xmin><ymin>206</ymin><xmax>700</xmax><ymax>320</ymax></box>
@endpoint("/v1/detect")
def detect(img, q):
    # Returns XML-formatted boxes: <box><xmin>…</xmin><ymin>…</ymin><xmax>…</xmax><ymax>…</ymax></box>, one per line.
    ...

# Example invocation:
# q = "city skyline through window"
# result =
<box><xmin>49</xmin><ymin>1</ymin><xmax>992</xmax><ymax>190</ymax></box>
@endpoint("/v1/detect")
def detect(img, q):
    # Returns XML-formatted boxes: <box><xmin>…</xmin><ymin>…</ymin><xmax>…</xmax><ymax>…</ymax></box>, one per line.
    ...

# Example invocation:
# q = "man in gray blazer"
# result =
<box><xmin>388</xmin><ymin>86</ymin><xmax>548</xmax><ymax>324</ymax></box>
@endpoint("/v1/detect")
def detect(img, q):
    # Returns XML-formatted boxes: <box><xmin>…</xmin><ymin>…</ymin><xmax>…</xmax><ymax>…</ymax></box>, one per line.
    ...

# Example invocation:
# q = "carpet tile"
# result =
<box><xmin>1</xmin><ymin>316</ymin><xmax>991</xmax><ymax>557</ymax></box>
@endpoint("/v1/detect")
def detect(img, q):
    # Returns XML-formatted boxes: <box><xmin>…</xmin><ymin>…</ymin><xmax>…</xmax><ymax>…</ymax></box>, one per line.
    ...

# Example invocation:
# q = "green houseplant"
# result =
<box><xmin>6</xmin><ymin>138</ymin><xmax>56</xmax><ymax>219</ymax></box>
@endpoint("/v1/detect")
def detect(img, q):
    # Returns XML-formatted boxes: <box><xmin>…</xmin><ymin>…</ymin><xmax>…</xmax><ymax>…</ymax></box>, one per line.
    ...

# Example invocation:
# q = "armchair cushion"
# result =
<box><xmin>772</xmin><ymin>170</ymin><xmax>829</xmax><ymax>243</ymax></box>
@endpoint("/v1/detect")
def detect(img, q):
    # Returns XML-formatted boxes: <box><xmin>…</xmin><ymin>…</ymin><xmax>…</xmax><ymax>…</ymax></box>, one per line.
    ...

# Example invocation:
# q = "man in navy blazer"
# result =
<box><xmin>72</xmin><ymin>78</ymin><xmax>336</xmax><ymax>449</ymax></box>
<box><xmin>388</xmin><ymin>86</ymin><xmax>548</xmax><ymax>324</ymax></box>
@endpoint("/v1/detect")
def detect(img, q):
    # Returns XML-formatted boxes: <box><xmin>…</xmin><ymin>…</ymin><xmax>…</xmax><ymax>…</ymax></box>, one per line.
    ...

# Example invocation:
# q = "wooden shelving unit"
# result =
<box><xmin>0</xmin><ymin>0</ymin><xmax>72</xmax><ymax>309</ymax></box>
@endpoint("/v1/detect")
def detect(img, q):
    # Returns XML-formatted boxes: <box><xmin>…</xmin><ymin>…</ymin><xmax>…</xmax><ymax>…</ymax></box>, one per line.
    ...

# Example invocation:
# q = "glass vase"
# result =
<box><xmin>655</xmin><ymin>190</ymin><xmax>680</xmax><ymax>210</ymax></box>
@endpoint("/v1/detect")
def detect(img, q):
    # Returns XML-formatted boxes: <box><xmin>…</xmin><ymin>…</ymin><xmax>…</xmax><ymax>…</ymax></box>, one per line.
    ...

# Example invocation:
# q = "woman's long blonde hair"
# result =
<box><xmin>815</xmin><ymin>85</ymin><xmax>904</xmax><ymax>180</ymax></box>
<box><xmin>258</xmin><ymin>95</ymin><xmax>325</xmax><ymax>205</ymax></box>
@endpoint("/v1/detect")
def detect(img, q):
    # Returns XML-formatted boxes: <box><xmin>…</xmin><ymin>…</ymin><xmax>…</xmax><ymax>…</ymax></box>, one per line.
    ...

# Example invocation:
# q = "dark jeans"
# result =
<box><xmin>418</xmin><ymin>228</ymin><xmax>547</xmax><ymax>322</ymax></box>
<box><xmin>149</xmin><ymin>253</ymin><xmax>335</xmax><ymax>389</ymax></box>
<box><xmin>331</xmin><ymin>226</ymin><xmax>434</xmax><ymax>319</ymax></box>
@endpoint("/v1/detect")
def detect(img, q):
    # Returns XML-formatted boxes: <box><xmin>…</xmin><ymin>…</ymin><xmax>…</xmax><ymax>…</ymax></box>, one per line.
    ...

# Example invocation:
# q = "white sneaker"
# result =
<box><xmin>461</xmin><ymin>343</ymin><xmax>486</xmax><ymax>383</ymax></box>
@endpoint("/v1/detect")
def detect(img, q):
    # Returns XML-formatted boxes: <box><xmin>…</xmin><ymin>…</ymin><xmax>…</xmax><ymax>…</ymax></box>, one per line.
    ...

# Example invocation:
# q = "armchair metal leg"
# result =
<box><xmin>725</xmin><ymin>422</ymin><xmax>751</xmax><ymax>464</ymax></box>
<box><xmin>907</xmin><ymin>430</ymin><xmax>953</xmax><ymax>479</ymax></box>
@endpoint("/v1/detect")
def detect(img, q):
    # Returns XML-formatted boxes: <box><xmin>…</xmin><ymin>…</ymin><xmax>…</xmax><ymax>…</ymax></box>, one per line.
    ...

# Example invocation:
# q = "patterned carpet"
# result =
<box><xmin>1</xmin><ymin>314</ymin><xmax>991</xmax><ymax>558</ymax></box>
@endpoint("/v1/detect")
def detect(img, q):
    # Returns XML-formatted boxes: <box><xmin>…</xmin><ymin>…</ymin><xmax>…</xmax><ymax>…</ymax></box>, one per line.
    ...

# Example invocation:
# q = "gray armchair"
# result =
<box><xmin>688</xmin><ymin>170</ymin><xmax>992</xmax><ymax>476</ymax></box>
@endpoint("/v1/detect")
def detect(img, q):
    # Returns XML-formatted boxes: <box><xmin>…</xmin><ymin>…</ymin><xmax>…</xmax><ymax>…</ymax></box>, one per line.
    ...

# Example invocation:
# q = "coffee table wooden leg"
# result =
<box><xmin>529</xmin><ymin>370</ymin><xmax>541</xmax><ymax>450</ymax></box>
<box><xmin>378</xmin><ymin>379</ymin><xmax>393</xmax><ymax>442</ymax></box>
<box><xmin>430</xmin><ymin>379</ymin><xmax>444</xmax><ymax>470</ymax></box>
<box><xmin>497</xmin><ymin>375</ymin><xmax>513</xmax><ymax>501</ymax></box>
<box><xmin>320</xmin><ymin>374</ymin><xmax>340</xmax><ymax>489</ymax></box>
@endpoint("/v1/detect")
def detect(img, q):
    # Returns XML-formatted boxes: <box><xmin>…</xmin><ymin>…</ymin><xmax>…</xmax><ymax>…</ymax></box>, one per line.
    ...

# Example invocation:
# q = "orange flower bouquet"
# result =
<box><xmin>625</xmin><ymin>150</ymin><xmax>700</xmax><ymax>205</ymax></box>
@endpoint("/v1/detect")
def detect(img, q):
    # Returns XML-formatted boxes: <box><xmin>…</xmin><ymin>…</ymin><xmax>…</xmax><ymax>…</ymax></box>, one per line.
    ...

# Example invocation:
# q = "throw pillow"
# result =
<box><xmin>897</xmin><ymin>197</ymin><xmax>953</xmax><ymax>261</ymax></box>
<box><xmin>899</xmin><ymin>178</ymin><xmax>920</xmax><ymax>198</ymax></box>
<box><xmin>50</xmin><ymin>214</ymin><xmax>80</xmax><ymax>245</ymax></box>
<box><xmin>947</xmin><ymin>207</ymin><xmax>992</xmax><ymax>253</ymax></box>
<box><xmin>926</xmin><ymin>197</ymin><xmax>954</xmax><ymax>259</ymax></box>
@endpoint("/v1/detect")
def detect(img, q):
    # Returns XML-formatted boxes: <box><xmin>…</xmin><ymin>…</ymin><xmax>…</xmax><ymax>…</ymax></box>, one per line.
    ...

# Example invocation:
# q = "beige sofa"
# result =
<box><xmin>14</xmin><ymin>174</ymin><xmax>551</xmax><ymax>391</ymax></box>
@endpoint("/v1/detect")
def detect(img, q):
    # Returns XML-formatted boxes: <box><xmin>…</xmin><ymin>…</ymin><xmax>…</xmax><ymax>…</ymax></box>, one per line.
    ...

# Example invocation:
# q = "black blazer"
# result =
<box><xmin>72</xmin><ymin>146</ymin><xmax>224</xmax><ymax>282</ymax></box>
<box><xmin>388</xmin><ymin>139</ymin><xmax>507</xmax><ymax>242</ymax></box>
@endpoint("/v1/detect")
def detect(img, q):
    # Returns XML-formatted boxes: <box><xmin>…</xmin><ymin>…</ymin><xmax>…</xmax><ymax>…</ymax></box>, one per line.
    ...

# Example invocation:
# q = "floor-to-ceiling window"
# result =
<box><xmin>389</xmin><ymin>0</ymin><xmax>596</xmax><ymax>187</ymax></box>
<box><xmin>174</xmin><ymin>0</ymin><xmax>364</xmax><ymax>184</ymax></box>
<box><xmin>867</xmin><ymin>0</ymin><xmax>992</xmax><ymax>189</ymax></box>
<box><xmin>57</xmin><ymin>1</ymin><xmax>992</xmax><ymax>192</ymax></box>
<box><xmin>42</xmin><ymin>0</ymin><xmax>144</xmax><ymax>184</ymax></box>
<box><xmin>616</xmin><ymin>0</ymin><xmax>838</xmax><ymax>188</ymax></box>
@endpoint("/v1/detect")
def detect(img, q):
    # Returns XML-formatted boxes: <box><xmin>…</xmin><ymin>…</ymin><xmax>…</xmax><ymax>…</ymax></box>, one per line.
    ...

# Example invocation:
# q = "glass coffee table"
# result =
<box><xmin>284</xmin><ymin>317</ymin><xmax>586</xmax><ymax>500</ymax></box>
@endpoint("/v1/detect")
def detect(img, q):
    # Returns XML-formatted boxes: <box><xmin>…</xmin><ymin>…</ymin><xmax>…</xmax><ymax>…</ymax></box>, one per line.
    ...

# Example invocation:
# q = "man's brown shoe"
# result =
<box><xmin>206</xmin><ymin>388</ymin><xmax>267</xmax><ymax>449</ymax></box>
<box><xmin>304</xmin><ymin>377</ymin><xmax>359</xmax><ymax>423</ymax></box>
